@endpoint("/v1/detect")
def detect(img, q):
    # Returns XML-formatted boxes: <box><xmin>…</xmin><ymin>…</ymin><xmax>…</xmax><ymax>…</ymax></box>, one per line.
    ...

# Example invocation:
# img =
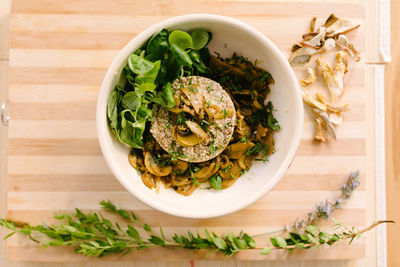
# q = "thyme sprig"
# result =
<box><xmin>0</xmin><ymin>171</ymin><xmax>393</xmax><ymax>258</ymax></box>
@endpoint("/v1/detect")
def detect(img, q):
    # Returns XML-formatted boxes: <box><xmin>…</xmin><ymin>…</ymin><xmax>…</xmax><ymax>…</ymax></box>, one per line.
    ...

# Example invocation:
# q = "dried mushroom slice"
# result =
<box><xmin>325</xmin><ymin>18</ymin><xmax>360</xmax><ymax>38</ymax></box>
<box><xmin>308</xmin><ymin>17</ymin><xmax>317</xmax><ymax>33</ymax></box>
<box><xmin>316</xmin><ymin>56</ymin><xmax>343</xmax><ymax>102</ymax></box>
<box><xmin>320</xmin><ymin>38</ymin><xmax>336</xmax><ymax>53</ymax></box>
<box><xmin>303</xmin><ymin>27</ymin><xmax>326</xmax><ymax>48</ymax></box>
<box><xmin>313</xmin><ymin>108</ymin><xmax>337</xmax><ymax>140</ymax></box>
<box><xmin>336</xmin><ymin>35</ymin><xmax>360</xmax><ymax>62</ymax></box>
<box><xmin>288</xmin><ymin>47</ymin><xmax>318</xmax><ymax>66</ymax></box>
<box><xmin>300</xmin><ymin>66</ymin><xmax>316</xmax><ymax>87</ymax></box>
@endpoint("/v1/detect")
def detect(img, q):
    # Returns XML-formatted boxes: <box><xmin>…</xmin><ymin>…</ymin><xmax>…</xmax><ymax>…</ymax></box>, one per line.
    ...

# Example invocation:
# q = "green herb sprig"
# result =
<box><xmin>0</xmin><ymin>172</ymin><xmax>393</xmax><ymax>258</ymax></box>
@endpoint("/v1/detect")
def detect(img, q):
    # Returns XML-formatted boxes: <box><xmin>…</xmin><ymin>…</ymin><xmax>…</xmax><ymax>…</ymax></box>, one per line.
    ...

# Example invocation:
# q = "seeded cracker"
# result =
<box><xmin>150</xmin><ymin>76</ymin><xmax>236</xmax><ymax>162</ymax></box>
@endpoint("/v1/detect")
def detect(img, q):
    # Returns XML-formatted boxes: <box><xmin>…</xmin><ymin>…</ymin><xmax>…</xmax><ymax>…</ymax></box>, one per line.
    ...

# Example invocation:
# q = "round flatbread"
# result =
<box><xmin>150</xmin><ymin>76</ymin><xmax>236</xmax><ymax>162</ymax></box>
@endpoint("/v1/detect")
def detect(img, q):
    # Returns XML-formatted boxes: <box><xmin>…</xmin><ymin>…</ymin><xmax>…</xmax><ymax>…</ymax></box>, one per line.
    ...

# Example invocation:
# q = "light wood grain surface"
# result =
<box><xmin>385</xmin><ymin>0</ymin><xmax>400</xmax><ymax>266</ymax></box>
<box><xmin>0</xmin><ymin>0</ymin><xmax>396</xmax><ymax>266</ymax></box>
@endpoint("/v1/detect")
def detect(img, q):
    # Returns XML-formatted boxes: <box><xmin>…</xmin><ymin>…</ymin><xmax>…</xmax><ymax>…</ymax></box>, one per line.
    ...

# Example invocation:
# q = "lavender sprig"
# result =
<box><xmin>288</xmin><ymin>170</ymin><xmax>360</xmax><ymax>233</ymax></box>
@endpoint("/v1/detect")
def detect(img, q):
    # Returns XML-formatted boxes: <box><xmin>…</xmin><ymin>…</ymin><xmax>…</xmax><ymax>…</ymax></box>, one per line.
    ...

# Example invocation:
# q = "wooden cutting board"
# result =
<box><xmin>6</xmin><ymin>0</ymin><xmax>367</xmax><ymax>262</ymax></box>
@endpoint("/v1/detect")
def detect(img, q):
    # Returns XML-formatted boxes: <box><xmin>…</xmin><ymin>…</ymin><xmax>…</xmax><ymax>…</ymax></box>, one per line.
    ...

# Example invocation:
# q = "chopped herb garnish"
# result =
<box><xmin>200</xmin><ymin>119</ymin><xmax>209</xmax><ymax>131</ymax></box>
<box><xmin>239</xmin><ymin>136</ymin><xmax>249</xmax><ymax>143</ymax></box>
<box><xmin>260</xmin><ymin>72</ymin><xmax>272</xmax><ymax>83</ymax></box>
<box><xmin>209</xmin><ymin>140</ymin><xmax>217</xmax><ymax>154</ymax></box>
<box><xmin>207</xmin><ymin>84</ymin><xmax>213</xmax><ymax>93</ymax></box>
<box><xmin>209</xmin><ymin>175</ymin><xmax>222</xmax><ymax>190</ymax></box>
<box><xmin>176</xmin><ymin>112</ymin><xmax>186</xmax><ymax>125</ymax></box>
<box><xmin>169</xmin><ymin>151</ymin><xmax>186</xmax><ymax>161</ymax></box>
<box><xmin>210</xmin><ymin>121</ymin><xmax>221</xmax><ymax>130</ymax></box>
<box><xmin>189</xmin><ymin>85</ymin><xmax>198</xmax><ymax>93</ymax></box>
<box><xmin>222</xmin><ymin>108</ymin><xmax>228</xmax><ymax>118</ymax></box>
<box><xmin>221</xmin><ymin>164</ymin><xmax>232</xmax><ymax>173</ymax></box>
<box><xmin>246</xmin><ymin>142</ymin><xmax>270</xmax><ymax>163</ymax></box>
<box><xmin>192</xmin><ymin>178</ymin><xmax>201</xmax><ymax>186</ymax></box>
<box><xmin>188</xmin><ymin>163</ymin><xmax>201</xmax><ymax>179</ymax></box>
<box><xmin>267</xmin><ymin>115</ymin><xmax>280</xmax><ymax>130</ymax></box>
<box><xmin>153</xmin><ymin>153</ymin><xmax>172</xmax><ymax>167</ymax></box>
<box><xmin>250</xmin><ymin>102</ymin><xmax>280</xmax><ymax>130</ymax></box>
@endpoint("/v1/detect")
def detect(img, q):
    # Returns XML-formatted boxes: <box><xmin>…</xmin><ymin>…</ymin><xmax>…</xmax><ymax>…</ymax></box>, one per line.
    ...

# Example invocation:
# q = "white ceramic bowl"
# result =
<box><xmin>97</xmin><ymin>14</ymin><xmax>303</xmax><ymax>219</ymax></box>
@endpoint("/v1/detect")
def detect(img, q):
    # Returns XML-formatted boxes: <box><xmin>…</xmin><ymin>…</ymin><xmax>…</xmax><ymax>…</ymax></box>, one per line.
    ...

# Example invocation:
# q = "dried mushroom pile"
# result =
<box><xmin>289</xmin><ymin>14</ymin><xmax>361</xmax><ymax>142</ymax></box>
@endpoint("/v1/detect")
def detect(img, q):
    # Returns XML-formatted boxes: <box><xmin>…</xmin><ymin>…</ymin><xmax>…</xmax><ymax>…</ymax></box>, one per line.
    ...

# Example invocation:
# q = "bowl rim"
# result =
<box><xmin>96</xmin><ymin>13</ymin><xmax>303</xmax><ymax>219</ymax></box>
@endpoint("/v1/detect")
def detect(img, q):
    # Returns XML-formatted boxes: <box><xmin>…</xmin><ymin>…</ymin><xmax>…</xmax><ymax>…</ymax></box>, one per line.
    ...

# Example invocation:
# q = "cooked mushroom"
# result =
<box><xmin>221</xmin><ymin>178</ymin><xmax>236</xmax><ymax>189</ymax></box>
<box><xmin>193</xmin><ymin>161</ymin><xmax>219</xmax><ymax>182</ymax></box>
<box><xmin>226</xmin><ymin>142</ymin><xmax>255</xmax><ymax>159</ymax></box>
<box><xmin>218</xmin><ymin>160</ymin><xmax>241</xmax><ymax>179</ymax></box>
<box><xmin>144</xmin><ymin>151</ymin><xmax>172</xmax><ymax>177</ymax></box>
<box><xmin>185</xmin><ymin>121</ymin><xmax>208</xmax><ymax>142</ymax></box>
<box><xmin>263</xmin><ymin>133</ymin><xmax>274</xmax><ymax>157</ymax></box>
<box><xmin>172</xmin><ymin>160</ymin><xmax>189</xmax><ymax>174</ymax></box>
<box><xmin>176</xmin><ymin>183</ymin><xmax>199</xmax><ymax>196</ymax></box>
<box><xmin>172</xmin><ymin>125</ymin><xmax>202</xmax><ymax>147</ymax></box>
<box><xmin>204</xmin><ymin>104</ymin><xmax>224</xmax><ymax>120</ymax></box>
<box><xmin>129</xmin><ymin>153</ymin><xmax>146</xmax><ymax>173</ymax></box>
<box><xmin>252</xmin><ymin>98</ymin><xmax>263</xmax><ymax>110</ymax></box>
<box><xmin>235</xmin><ymin>110</ymin><xmax>251</xmax><ymax>138</ymax></box>
<box><xmin>141</xmin><ymin>172</ymin><xmax>157</xmax><ymax>189</ymax></box>
<box><xmin>336</xmin><ymin>35</ymin><xmax>360</xmax><ymax>62</ymax></box>
<box><xmin>256</xmin><ymin>124</ymin><xmax>269</xmax><ymax>141</ymax></box>
<box><xmin>300</xmin><ymin>66</ymin><xmax>316</xmax><ymax>87</ymax></box>
<box><xmin>170</xmin><ymin>175</ymin><xmax>192</xmax><ymax>187</ymax></box>
<box><xmin>218</xmin><ymin>155</ymin><xmax>231</xmax><ymax>169</ymax></box>
<box><xmin>238</xmin><ymin>155</ymin><xmax>253</xmax><ymax>170</ymax></box>
<box><xmin>181</xmin><ymin>84</ymin><xmax>204</xmax><ymax>114</ymax></box>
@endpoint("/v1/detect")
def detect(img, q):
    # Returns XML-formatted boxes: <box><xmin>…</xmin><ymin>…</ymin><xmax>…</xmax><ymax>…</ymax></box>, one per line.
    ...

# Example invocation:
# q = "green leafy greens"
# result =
<box><xmin>107</xmin><ymin>28</ymin><xmax>211</xmax><ymax>148</ymax></box>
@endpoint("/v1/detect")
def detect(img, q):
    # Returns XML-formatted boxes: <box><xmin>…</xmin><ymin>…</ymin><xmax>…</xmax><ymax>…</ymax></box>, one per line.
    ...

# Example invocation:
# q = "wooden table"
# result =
<box><xmin>1</xmin><ymin>0</ymin><xmax>398</xmax><ymax>266</ymax></box>
<box><xmin>384</xmin><ymin>0</ymin><xmax>400</xmax><ymax>266</ymax></box>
